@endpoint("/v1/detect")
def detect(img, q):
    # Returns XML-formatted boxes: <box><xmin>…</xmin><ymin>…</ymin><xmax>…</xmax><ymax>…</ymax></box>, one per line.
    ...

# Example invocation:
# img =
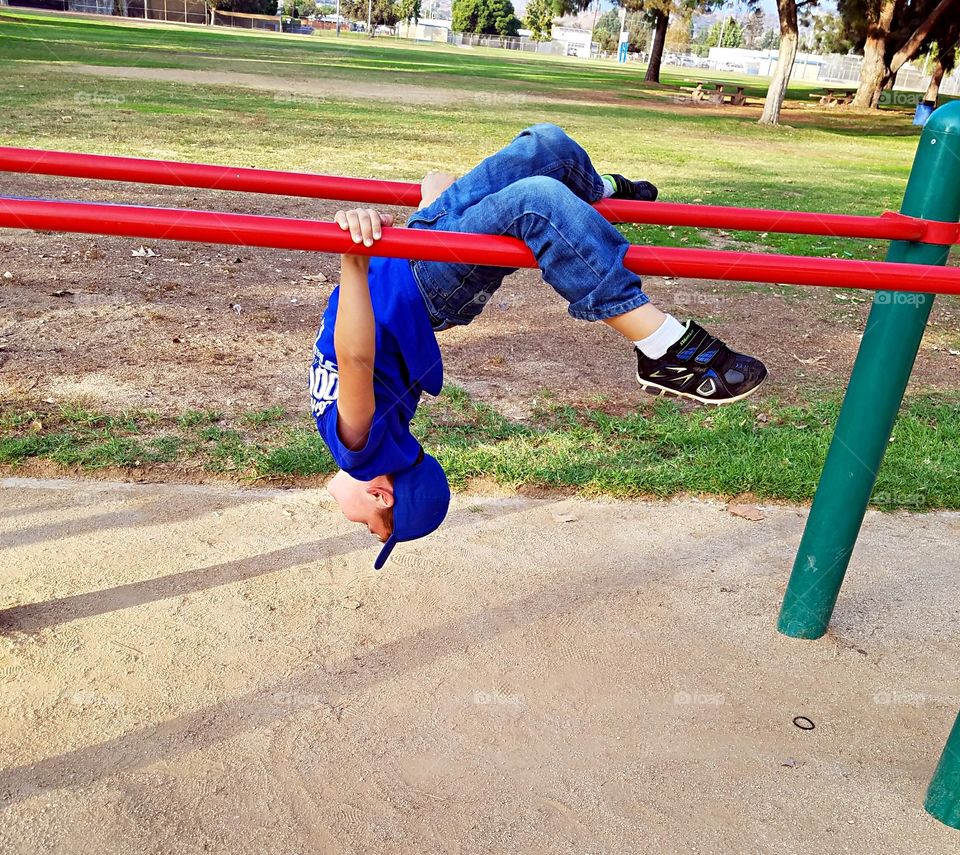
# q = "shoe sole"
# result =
<box><xmin>636</xmin><ymin>371</ymin><xmax>768</xmax><ymax>406</ymax></box>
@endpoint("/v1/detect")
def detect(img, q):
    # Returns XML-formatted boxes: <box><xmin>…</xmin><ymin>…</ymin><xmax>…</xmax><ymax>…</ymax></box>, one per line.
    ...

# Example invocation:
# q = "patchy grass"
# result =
<box><xmin>2</xmin><ymin>389</ymin><xmax>959</xmax><ymax>510</ymax></box>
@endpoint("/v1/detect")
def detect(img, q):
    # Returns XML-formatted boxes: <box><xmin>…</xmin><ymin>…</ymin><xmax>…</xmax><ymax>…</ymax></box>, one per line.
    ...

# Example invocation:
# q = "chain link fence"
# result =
<box><xmin>450</xmin><ymin>32</ymin><xmax>563</xmax><ymax>56</ymax></box>
<box><xmin>11</xmin><ymin>0</ymin><xmax>207</xmax><ymax>23</ymax></box>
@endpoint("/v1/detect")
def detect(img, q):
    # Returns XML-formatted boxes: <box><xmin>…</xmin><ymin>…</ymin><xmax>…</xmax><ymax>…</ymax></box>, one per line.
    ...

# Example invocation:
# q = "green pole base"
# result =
<box><xmin>925</xmin><ymin>711</ymin><xmax>960</xmax><ymax>829</ymax></box>
<box><xmin>776</xmin><ymin>610</ymin><xmax>829</xmax><ymax>640</ymax></box>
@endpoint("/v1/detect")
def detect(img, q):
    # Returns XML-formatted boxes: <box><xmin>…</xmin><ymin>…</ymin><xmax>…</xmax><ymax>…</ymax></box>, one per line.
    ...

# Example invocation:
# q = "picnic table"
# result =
<box><xmin>680</xmin><ymin>81</ymin><xmax>747</xmax><ymax>107</ymax></box>
<box><xmin>811</xmin><ymin>88</ymin><xmax>856</xmax><ymax>106</ymax></box>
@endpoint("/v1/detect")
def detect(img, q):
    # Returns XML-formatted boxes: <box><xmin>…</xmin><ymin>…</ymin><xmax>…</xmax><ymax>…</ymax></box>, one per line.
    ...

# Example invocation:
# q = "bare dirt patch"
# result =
<box><xmin>70</xmin><ymin>63</ymin><xmax>473</xmax><ymax>106</ymax></box>
<box><xmin>68</xmin><ymin>63</ymin><xmax>607</xmax><ymax>111</ymax></box>
<box><xmin>2</xmin><ymin>174</ymin><xmax>959</xmax><ymax>422</ymax></box>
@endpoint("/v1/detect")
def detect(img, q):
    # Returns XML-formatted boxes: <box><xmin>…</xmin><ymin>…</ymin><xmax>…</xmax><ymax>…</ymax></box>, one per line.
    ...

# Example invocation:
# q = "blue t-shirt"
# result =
<box><xmin>310</xmin><ymin>257</ymin><xmax>443</xmax><ymax>480</ymax></box>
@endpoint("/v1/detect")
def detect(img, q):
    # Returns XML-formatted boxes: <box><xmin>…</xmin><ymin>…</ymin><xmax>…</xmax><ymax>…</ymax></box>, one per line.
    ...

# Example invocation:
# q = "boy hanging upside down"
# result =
<box><xmin>311</xmin><ymin>124</ymin><xmax>767</xmax><ymax>568</ymax></box>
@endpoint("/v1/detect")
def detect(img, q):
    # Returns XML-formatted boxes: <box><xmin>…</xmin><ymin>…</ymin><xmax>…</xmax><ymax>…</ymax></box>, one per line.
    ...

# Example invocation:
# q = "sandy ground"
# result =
<box><xmin>1</xmin><ymin>476</ymin><xmax>958</xmax><ymax>853</ymax></box>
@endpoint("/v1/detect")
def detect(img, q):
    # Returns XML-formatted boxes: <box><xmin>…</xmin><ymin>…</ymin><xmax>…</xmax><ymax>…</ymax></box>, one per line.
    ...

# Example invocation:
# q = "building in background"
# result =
<box><xmin>551</xmin><ymin>26</ymin><xmax>594</xmax><ymax>59</ymax></box>
<box><xmin>395</xmin><ymin>17</ymin><xmax>452</xmax><ymax>43</ymax></box>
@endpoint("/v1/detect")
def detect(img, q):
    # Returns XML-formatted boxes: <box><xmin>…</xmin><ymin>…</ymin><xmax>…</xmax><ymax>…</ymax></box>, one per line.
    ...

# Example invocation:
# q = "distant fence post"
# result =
<box><xmin>777</xmin><ymin>101</ymin><xmax>960</xmax><ymax>640</ymax></box>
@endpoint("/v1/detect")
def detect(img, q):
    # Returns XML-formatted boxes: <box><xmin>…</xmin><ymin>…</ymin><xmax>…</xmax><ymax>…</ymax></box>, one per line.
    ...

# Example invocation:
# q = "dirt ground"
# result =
<box><xmin>0</xmin><ymin>476</ymin><xmax>958</xmax><ymax>853</ymax></box>
<box><xmin>68</xmin><ymin>64</ymin><xmax>640</xmax><ymax>111</ymax></box>
<box><xmin>2</xmin><ymin>174</ymin><xmax>960</xmax><ymax>422</ymax></box>
<box><xmin>62</xmin><ymin>63</ymin><xmax>777</xmax><ymax>118</ymax></box>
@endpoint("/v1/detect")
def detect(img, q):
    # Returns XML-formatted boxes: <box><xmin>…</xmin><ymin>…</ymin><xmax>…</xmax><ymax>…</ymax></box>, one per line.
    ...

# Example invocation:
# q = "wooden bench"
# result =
<box><xmin>810</xmin><ymin>88</ymin><xmax>856</xmax><ymax>107</ymax></box>
<box><xmin>679</xmin><ymin>81</ymin><xmax>747</xmax><ymax>107</ymax></box>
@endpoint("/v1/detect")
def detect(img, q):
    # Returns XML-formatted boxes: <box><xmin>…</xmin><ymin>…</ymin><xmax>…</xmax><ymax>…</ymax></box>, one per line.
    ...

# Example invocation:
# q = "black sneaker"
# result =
<box><xmin>603</xmin><ymin>173</ymin><xmax>659</xmax><ymax>202</ymax></box>
<box><xmin>635</xmin><ymin>321</ymin><xmax>767</xmax><ymax>405</ymax></box>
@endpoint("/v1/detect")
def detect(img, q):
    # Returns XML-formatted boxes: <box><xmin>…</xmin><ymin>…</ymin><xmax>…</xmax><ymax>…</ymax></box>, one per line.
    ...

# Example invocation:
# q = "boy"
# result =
<box><xmin>312</xmin><ymin>124</ymin><xmax>766</xmax><ymax>568</ymax></box>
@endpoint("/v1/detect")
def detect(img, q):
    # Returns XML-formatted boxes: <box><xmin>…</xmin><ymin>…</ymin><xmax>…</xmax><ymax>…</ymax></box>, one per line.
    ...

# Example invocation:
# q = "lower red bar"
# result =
<box><xmin>2</xmin><ymin>196</ymin><xmax>959</xmax><ymax>295</ymax></box>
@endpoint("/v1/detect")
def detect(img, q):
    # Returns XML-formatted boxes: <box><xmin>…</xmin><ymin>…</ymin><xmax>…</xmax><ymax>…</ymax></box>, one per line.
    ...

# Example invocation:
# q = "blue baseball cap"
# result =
<box><xmin>374</xmin><ymin>451</ymin><xmax>450</xmax><ymax>570</ymax></box>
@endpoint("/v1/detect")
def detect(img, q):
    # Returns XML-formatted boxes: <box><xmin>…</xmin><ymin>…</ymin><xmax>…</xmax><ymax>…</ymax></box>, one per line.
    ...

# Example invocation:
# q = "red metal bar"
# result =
<box><xmin>594</xmin><ymin>200</ymin><xmax>944</xmax><ymax>243</ymax></box>
<box><xmin>3</xmin><ymin>146</ymin><xmax>959</xmax><ymax>245</ymax></box>
<box><xmin>3</xmin><ymin>196</ymin><xmax>959</xmax><ymax>295</ymax></box>
<box><xmin>0</xmin><ymin>146</ymin><xmax>422</xmax><ymax>207</ymax></box>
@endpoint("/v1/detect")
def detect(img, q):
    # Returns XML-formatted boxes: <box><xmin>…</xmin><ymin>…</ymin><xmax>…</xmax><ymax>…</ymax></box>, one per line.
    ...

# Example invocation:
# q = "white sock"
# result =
<box><xmin>601</xmin><ymin>175</ymin><xmax>616</xmax><ymax>198</ymax></box>
<box><xmin>634</xmin><ymin>315</ymin><xmax>687</xmax><ymax>360</ymax></box>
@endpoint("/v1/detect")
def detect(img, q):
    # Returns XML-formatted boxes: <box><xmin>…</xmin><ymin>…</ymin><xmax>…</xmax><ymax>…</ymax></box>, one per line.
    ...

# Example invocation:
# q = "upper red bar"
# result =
<box><xmin>3</xmin><ymin>146</ymin><xmax>958</xmax><ymax>246</ymax></box>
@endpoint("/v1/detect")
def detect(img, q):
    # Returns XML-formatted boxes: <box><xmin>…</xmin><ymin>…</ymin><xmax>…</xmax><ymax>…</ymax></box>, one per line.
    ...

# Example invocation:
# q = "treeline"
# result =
<box><xmin>447</xmin><ymin>0</ymin><xmax>959</xmax><ymax>124</ymax></box>
<box><xmin>208</xmin><ymin>0</ymin><xmax>420</xmax><ymax>26</ymax></box>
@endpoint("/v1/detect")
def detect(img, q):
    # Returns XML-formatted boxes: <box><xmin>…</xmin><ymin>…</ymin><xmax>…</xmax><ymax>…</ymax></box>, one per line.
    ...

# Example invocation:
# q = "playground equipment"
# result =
<box><xmin>1</xmin><ymin>103</ymin><xmax>959</xmax><ymax>828</ymax></box>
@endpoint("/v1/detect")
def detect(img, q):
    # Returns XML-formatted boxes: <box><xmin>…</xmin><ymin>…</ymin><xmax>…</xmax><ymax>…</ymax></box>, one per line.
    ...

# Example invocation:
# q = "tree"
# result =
<box><xmin>280</xmin><ymin>0</ymin><xmax>318</xmax><ymax>16</ymax></box>
<box><xmin>594</xmin><ymin>8</ymin><xmax>623</xmax><ymax>52</ymax></box>
<box><xmin>759</xmin><ymin>26</ymin><xmax>780</xmax><ymax>48</ymax></box>
<box><xmin>743</xmin><ymin>8</ymin><xmax>765</xmax><ymax>47</ymax></box>
<box><xmin>642</xmin><ymin>0</ymin><xmax>672</xmax><ymax>82</ymax></box>
<box><xmin>394</xmin><ymin>0</ymin><xmax>421</xmax><ymax>23</ymax></box>
<box><xmin>758</xmin><ymin>0</ymin><xmax>807</xmax><ymax>125</ymax></box>
<box><xmin>546</xmin><ymin>0</ymin><xmax>591</xmax><ymax>15</ymax></box>
<box><xmin>630</xmin><ymin>0</ymin><xmax>724</xmax><ymax>83</ymax></box>
<box><xmin>839</xmin><ymin>0</ymin><xmax>960</xmax><ymax>108</ymax></box>
<box><xmin>705</xmin><ymin>15</ymin><xmax>745</xmax><ymax>47</ymax></box>
<box><xmin>923</xmin><ymin>19</ymin><xmax>960</xmax><ymax>101</ymax></box>
<box><xmin>665</xmin><ymin>9</ymin><xmax>695</xmax><ymax>53</ymax></box>
<box><xmin>451</xmin><ymin>0</ymin><xmax>521</xmax><ymax>35</ymax></box>
<box><xmin>600</xmin><ymin>7</ymin><xmax>650</xmax><ymax>52</ymax></box>
<box><xmin>342</xmin><ymin>0</ymin><xmax>398</xmax><ymax>26</ymax></box>
<box><xmin>807</xmin><ymin>12</ymin><xmax>854</xmax><ymax>53</ymax></box>
<box><xmin>524</xmin><ymin>0</ymin><xmax>554</xmax><ymax>40</ymax></box>
<box><xmin>222</xmin><ymin>0</ymin><xmax>278</xmax><ymax>11</ymax></box>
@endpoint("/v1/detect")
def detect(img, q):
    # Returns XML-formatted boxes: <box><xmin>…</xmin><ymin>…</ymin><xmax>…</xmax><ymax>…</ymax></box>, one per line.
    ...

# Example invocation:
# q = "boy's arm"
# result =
<box><xmin>332</xmin><ymin>208</ymin><xmax>393</xmax><ymax>451</ymax></box>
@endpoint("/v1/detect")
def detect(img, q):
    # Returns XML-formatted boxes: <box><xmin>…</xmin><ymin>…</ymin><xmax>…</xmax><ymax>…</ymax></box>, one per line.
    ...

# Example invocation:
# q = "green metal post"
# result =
<box><xmin>777</xmin><ymin>101</ymin><xmax>960</xmax><ymax>640</ymax></box>
<box><xmin>926</xmin><ymin>711</ymin><xmax>960</xmax><ymax>829</ymax></box>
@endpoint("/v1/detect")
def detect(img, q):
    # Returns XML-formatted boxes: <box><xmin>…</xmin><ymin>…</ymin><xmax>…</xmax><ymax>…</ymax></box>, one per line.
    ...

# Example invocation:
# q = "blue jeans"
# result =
<box><xmin>406</xmin><ymin>123</ymin><xmax>648</xmax><ymax>328</ymax></box>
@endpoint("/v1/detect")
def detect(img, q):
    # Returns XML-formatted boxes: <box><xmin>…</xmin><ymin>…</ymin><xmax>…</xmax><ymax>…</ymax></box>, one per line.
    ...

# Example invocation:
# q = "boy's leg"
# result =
<box><xmin>407</xmin><ymin>123</ymin><xmax>659</xmax><ymax>328</ymax></box>
<box><xmin>446</xmin><ymin>175</ymin><xmax>648</xmax><ymax>322</ymax></box>
<box><xmin>416</xmin><ymin>175</ymin><xmax>766</xmax><ymax>403</ymax></box>
<box><xmin>410</xmin><ymin>124</ymin><xmax>607</xmax><ymax>226</ymax></box>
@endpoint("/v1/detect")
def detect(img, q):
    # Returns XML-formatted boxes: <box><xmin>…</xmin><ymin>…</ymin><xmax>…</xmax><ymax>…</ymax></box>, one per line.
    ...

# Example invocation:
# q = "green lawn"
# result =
<box><xmin>2</xmin><ymin>9</ymin><xmax>957</xmax><ymax>507</ymax></box>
